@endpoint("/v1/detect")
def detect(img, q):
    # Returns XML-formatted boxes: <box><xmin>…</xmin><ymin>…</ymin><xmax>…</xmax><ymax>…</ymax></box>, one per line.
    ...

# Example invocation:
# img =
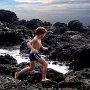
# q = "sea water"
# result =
<box><xmin>0</xmin><ymin>48</ymin><xmax>69</xmax><ymax>74</ymax></box>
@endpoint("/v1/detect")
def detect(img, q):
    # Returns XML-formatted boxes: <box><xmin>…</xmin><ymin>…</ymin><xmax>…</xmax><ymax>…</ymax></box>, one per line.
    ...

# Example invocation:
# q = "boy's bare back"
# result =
<box><xmin>29</xmin><ymin>36</ymin><xmax>42</xmax><ymax>52</ymax></box>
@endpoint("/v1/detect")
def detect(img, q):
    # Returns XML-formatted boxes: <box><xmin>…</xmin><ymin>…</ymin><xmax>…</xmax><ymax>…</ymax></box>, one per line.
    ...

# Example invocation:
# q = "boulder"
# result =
<box><xmin>0</xmin><ymin>9</ymin><xmax>18</xmax><ymax>23</ymax></box>
<box><xmin>26</xmin><ymin>19</ymin><xmax>44</xmax><ymax>29</ymax></box>
<box><xmin>0</xmin><ymin>54</ymin><xmax>17</xmax><ymax>65</ymax></box>
<box><xmin>53</xmin><ymin>22</ymin><xmax>68</xmax><ymax>34</ymax></box>
<box><xmin>0</xmin><ymin>31</ymin><xmax>23</xmax><ymax>46</ymax></box>
<box><xmin>64</xmin><ymin>68</ymin><xmax>90</xmax><ymax>90</ymax></box>
<box><xmin>70</xmin><ymin>47</ymin><xmax>90</xmax><ymax>70</ymax></box>
<box><xmin>68</xmin><ymin>20</ymin><xmax>83</xmax><ymax>31</ymax></box>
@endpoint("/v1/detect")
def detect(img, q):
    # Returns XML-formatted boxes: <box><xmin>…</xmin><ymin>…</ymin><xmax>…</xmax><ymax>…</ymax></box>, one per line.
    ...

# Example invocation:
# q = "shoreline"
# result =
<box><xmin>0</xmin><ymin>47</ymin><xmax>69</xmax><ymax>74</ymax></box>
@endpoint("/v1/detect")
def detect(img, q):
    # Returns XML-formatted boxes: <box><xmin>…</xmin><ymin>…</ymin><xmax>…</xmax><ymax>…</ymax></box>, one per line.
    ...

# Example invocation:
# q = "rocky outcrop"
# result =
<box><xmin>0</xmin><ymin>9</ymin><xmax>18</xmax><ymax>23</ymax></box>
<box><xmin>26</xmin><ymin>19</ymin><xmax>44</xmax><ymax>29</ymax></box>
<box><xmin>0</xmin><ymin>74</ymin><xmax>40</xmax><ymax>90</ymax></box>
<box><xmin>0</xmin><ymin>31</ymin><xmax>23</xmax><ymax>46</ymax></box>
<box><xmin>70</xmin><ymin>47</ymin><xmax>90</xmax><ymax>71</ymax></box>
<box><xmin>0</xmin><ymin>54</ymin><xmax>90</xmax><ymax>90</ymax></box>
<box><xmin>0</xmin><ymin>54</ymin><xmax>17</xmax><ymax>75</ymax></box>
<box><xmin>0</xmin><ymin>55</ymin><xmax>64</xmax><ymax>89</ymax></box>
<box><xmin>64</xmin><ymin>68</ymin><xmax>90</xmax><ymax>90</ymax></box>
<box><xmin>53</xmin><ymin>22</ymin><xmax>68</xmax><ymax>34</ymax></box>
<box><xmin>0</xmin><ymin>21</ymin><xmax>34</xmax><ymax>46</ymax></box>
<box><xmin>68</xmin><ymin>20</ymin><xmax>83</xmax><ymax>31</ymax></box>
<box><xmin>0</xmin><ymin>54</ymin><xmax>17</xmax><ymax>65</ymax></box>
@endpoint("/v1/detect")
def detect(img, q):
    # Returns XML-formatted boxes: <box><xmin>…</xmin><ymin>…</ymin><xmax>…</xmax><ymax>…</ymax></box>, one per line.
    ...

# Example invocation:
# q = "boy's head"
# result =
<box><xmin>35</xmin><ymin>27</ymin><xmax>47</xmax><ymax>36</ymax></box>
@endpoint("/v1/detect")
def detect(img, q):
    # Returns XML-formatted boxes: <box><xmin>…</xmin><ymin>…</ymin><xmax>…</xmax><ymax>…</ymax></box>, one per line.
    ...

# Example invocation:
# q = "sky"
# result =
<box><xmin>0</xmin><ymin>0</ymin><xmax>90</xmax><ymax>25</ymax></box>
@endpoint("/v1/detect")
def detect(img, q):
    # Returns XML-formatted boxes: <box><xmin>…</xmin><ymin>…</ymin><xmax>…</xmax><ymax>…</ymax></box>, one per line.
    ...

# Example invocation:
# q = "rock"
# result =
<box><xmin>0</xmin><ymin>74</ymin><xmax>35</xmax><ymax>90</ymax></box>
<box><xmin>0</xmin><ymin>54</ymin><xmax>17</xmax><ymax>65</ymax></box>
<box><xmin>16</xmin><ymin>62</ymin><xmax>30</xmax><ymax>68</ymax></box>
<box><xmin>47</xmin><ymin>68</ymin><xmax>64</xmax><ymax>82</ymax></box>
<box><xmin>20</xmin><ymin>40</ymin><xmax>30</xmax><ymax>54</ymax></box>
<box><xmin>0</xmin><ymin>68</ymin><xmax>90</xmax><ymax>90</ymax></box>
<box><xmin>0</xmin><ymin>64</ymin><xmax>17</xmax><ymax>75</ymax></box>
<box><xmin>43</xmin><ymin>21</ymin><xmax>52</xmax><ymax>26</ymax></box>
<box><xmin>64</xmin><ymin>68</ymin><xmax>90</xmax><ymax>90</ymax></box>
<box><xmin>59</xmin><ymin>81</ymin><xmax>82</xmax><ymax>88</ymax></box>
<box><xmin>16</xmin><ymin>62</ymin><xmax>64</xmax><ymax>84</ymax></box>
<box><xmin>70</xmin><ymin>35</ymin><xmax>82</xmax><ymax>40</ymax></box>
<box><xmin>64</xmin><ymin>31</ymin><xmax>79</xmax><ymax>36</ymax></box>
<box><xmin>53</xmin><ymin>22</ymin><xmax>68</xmax><ymax>34</ymax></box>
<box><xmin>68</xmin><ymin>20</ymin><xmax>83</xmax><ymax>31</ymax></box>
<box><xmin>43</xmin><ymin>33</ymin><xmax>58</xmax><ymax>47</ymax></box>
<box><xmin>18</xmin><ymin>19</ymin><xmax>27</xmax><ymax>26</ymax></box>
<box><xmin>0</xmin><ymin>54</ymin><xmax>18</xmax><ymax>76</ymax></box>
<box><xmin>0</xmin><ymin>31</ymin><xmax>23</xmax><ymax>46</ymax></box>
<box><xmin>0</xmin><ymin>55</ymin><xmax>90</xmax><ymax>90</ymax></box>
<box><xmin>49</xmin><ymin>44</ymin><xmax>75</xmax><ymax>62</ymax></box>
<box><xmin>26</xmin><ymin>19</ymin><xmax>44</xmax><ymax>29</ymax></box>
<box><xmin>70</xmin><ymin>47</ymin><xmax>90</xmax><ymax>71</ymax></box>
<box><xmin>41</xmin><ymin>80</ymin><xmax>59</xmax><ymax>88</ymax></box>
<box><xmin>0</xmin><ymin>9</ymin><xmax>18</xmax><ymax>23</ymax></box>
<box><xmin>16</xmin><ymin>68</ymin><xmax>64</xmax><ymax>88</ymax></box>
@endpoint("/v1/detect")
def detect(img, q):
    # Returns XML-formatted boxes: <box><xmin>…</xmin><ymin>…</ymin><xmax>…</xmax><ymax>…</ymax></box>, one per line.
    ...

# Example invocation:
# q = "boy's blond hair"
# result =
<box><xmin>35</xmin><ymin>27</ymin><xmax>47</xmax><ymax>35</ymax></box>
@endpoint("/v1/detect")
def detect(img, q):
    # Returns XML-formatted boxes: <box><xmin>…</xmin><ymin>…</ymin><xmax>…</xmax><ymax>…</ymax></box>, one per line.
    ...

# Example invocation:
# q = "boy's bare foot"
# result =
<box><xmin>15</xmin><ymin>72</ymin><xmax>20</xmax><ymax>79</ymax></box>
<box><xmin>41</xmin><ymin>78</ymin><xmax>51</xmax><ymax>82</ymax></box>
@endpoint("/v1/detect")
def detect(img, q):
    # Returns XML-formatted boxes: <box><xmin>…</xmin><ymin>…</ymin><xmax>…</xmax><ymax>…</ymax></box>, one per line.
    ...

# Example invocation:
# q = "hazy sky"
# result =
<box><xmin>0</xmin><ymin>0</ymin><xmax>90</xmax><ymax>25</ymax></box>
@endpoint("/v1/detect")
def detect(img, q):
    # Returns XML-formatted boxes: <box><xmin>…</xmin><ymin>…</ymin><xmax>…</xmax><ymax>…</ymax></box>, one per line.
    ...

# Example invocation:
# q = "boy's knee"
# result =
<box><xmin>44</xmin><ymin>62</ymin><xmax>48</xmax><ymax>67</ymax></box>
<box><xmin>29</xmin><ymin>67</ymin><xmax>35</xmax><ymax>70</ymax></box>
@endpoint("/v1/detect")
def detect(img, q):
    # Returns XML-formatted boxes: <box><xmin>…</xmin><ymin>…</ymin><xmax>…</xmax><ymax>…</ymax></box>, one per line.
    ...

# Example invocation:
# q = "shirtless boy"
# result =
<box><xmin>15</xmin><ymin>27</ymin><xmax>49</xmax><ymax>81</ymax></box>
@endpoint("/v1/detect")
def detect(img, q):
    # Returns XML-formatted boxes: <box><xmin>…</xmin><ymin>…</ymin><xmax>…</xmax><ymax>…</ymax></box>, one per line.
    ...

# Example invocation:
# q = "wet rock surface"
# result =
<box><xmin>70</xmin><ymin>47</ymin><xmax>90</xmax><ymax>71</ymax></box>
<box><xmin>0</xmin><ymin>55</ymin><xmax>64</xmax><ymax>89</ymax></box>
<box><xmin>64</xmin><ymin>68</ymin><xmax>90</xmax><ymax>90</ymax></box>
<box><xmin>0</xmin><ymin>54</ymin><xmax>90</xmax><ymax>90</ymax></box>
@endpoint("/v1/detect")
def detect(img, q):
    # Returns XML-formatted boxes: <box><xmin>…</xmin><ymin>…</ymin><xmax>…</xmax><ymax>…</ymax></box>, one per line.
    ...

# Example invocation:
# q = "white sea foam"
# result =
<box><xmin>0</xmin><ymin>49</ymin><xmax>69</xmax><ymax>74</ymax></box>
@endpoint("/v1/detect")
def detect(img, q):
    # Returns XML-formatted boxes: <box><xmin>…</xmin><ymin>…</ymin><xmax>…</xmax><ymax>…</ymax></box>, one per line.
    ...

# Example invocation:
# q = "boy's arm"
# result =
<box><xmin>27</xmin><ymin>39</ymin><xmax>38</xmax><ymax>52</ymax></box>
<box><xmin>40</xmin><ymin>44</ymin><xmax>48</xmax><ymax>51</ymax></box>
<box><xmin>27</xmin><ymin>40</ymin><xmax>34</xmax><ymax>50</ymax></box>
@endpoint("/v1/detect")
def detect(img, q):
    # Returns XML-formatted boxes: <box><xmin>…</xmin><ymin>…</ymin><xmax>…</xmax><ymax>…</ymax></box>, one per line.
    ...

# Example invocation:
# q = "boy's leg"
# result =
<box><xmin>15</xmin><ymin>61</ymin><xmax>36</xmax><ymax>79</ymax></box>
<box><xmin>38</xmin><ymin>57</ymin><xmax>48</xmax><ymax>81</ymax></box>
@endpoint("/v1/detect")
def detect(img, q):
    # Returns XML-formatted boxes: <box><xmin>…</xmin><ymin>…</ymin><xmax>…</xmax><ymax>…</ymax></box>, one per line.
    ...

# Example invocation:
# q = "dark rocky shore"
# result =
<box><xmin>0</xmin><ymin>9</ymin><xmax>90</xmax><ymax>90</ymax></box>
<box><xmin>0</xmin><ymin>54</ymin><xmax>90</xmax><ymax>90</ymax></box>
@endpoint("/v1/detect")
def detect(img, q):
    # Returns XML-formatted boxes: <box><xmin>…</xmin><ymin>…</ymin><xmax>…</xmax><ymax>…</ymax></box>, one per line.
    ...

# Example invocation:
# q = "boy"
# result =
<box><xmin>15</xmin><ymin>27</ymin><xmax>49</xmax><ymax>81</ymax></box>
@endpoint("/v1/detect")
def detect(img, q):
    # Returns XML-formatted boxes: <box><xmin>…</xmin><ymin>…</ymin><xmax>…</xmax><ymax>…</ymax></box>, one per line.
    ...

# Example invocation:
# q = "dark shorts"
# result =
<box><xmin>29</xmin><ymin>51</ymin><xmax>41</xmax><ymax>61</ymax></box>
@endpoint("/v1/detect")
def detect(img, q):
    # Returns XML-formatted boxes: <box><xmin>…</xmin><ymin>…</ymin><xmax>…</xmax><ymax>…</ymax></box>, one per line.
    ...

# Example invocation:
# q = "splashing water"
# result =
<box><xmin>0</xmin><ymin>48</ymin><xmax>69</xmax><ymax>74</ymax></box>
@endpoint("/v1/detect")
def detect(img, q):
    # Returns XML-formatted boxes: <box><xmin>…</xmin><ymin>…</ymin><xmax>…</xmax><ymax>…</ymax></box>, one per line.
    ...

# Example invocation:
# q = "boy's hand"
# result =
<box><xmin>43</xmin><ymin>47</ymin><xmax>48</xmax><ymax>51</ymax></box>
<box><xmin>32</xmin><ymin>49</ymin><xmax>38</xmax><ymax>53</ymax></box>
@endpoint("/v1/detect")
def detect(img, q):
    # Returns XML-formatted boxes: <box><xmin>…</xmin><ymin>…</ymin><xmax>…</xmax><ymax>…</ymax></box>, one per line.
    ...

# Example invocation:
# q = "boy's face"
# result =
<box><xmin>39</xmin><ymin>33</ymin><xmax>46</xmax><ymax>39</ymax></box>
